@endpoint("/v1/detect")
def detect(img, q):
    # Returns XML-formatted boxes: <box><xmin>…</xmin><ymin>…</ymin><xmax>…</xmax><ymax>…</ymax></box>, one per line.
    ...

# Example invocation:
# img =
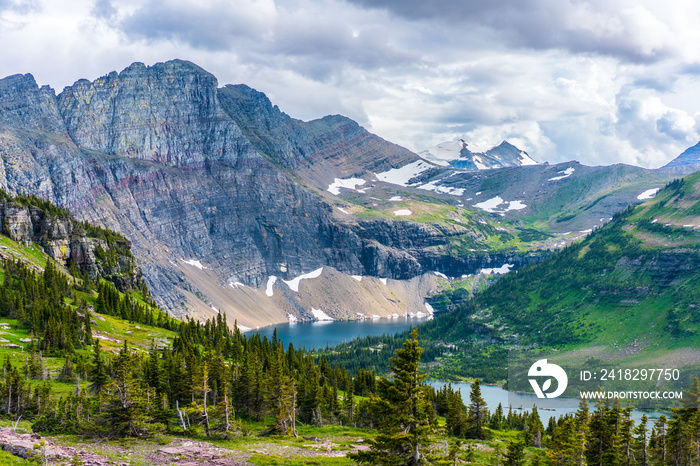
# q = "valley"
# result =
<box><xmin>1</xmin><ymin>60</ymin><xmax>696</xmax><ymax>331</ymax></box>
<box><xmin>0</xmin><ymin>59</ymin><xmax>700</xmax><ymax>464</ymax></box>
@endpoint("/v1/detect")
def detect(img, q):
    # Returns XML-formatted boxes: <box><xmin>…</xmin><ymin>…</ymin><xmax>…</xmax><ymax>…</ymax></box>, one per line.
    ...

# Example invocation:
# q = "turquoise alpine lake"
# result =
<box><xmin>253</xmin><ymin>318</ymin><xmax>666</xmax><ymax>423</ymax></box>
<box><xmin>251</xmin><ymin>315</ymin><xmax>431</xmax><ymax>350</ymax></box>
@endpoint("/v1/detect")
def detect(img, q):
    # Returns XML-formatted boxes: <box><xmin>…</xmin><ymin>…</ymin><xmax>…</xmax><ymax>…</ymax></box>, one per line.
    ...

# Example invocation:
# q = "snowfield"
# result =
<box><xmin>417</xmin><ymin>180</ymin><xmax>465</xmax><ymax>196</ymax></box>
<box><xmin>375</xmin><ymin>160</ymin><xmax>434</xmax><ymax>186</ymax></box>
<box><xmin>327</xmin><ymin>177</ymin><xmax>366</xmax><ymax>195</ymax></box>
<box><xmin>311</xmin><ymin>308</ymin><xmax>334</xmax><ymax>321</ymax></box>
<box><xmin>394</xmin><ymin>209</ymin><xmax>412</xmax><ymax>216</ymax></box>
<box><xmin>637</xmin><ymin>188</ymin><xmax>662</xmax><ymax>200</ymax></box>
<box><xmin>418</xmin><ymin>140</ymin><xmax>465</xmax><ymax>166</ymax></box>
<box><xmin>474</xmin><ymin>196</ymin><xmax>527</xmax><ymax>214</ymax></box>
<box><xmin>548</xmin><ymin>167</ymin><xmax>575</xmax><ymax>181</ymax></box>
<box><xmin>182</xmin><ymin>259</ymin><xmax>206</xmax><ymax>270</ymax></box>
<box><xmin>283</xmin><ymin>267</ymin><xmax>324</xmax><ymax>292</ymax></box>
<box><xmin>480</xmin><ymin>264</ymin><xmax>514</xmax><ymax>275</ymax></box>
<box><xmin>265</xmin><ymin>276</ymin><xmax>277</xmax><ymax>297</ymax></box>
<box><xmin>519</xmin><ymin>151</ymin><xmax>538</xmax><ymax>166</ymax></box>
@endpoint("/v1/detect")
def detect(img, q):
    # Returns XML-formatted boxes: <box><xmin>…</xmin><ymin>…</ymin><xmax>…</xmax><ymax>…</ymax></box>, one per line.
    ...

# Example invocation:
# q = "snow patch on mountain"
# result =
<box><xmin>519</xmin><ymin>151</ymin><xmax>538</xmax><ymax>166</ymax></box>
<box><xmin>265</xmin><ymin>276</ymin><xmax>277</xmax><ymax>297</ymax></box>
<box><xmin>418</xmin><ymin>140</ymin><xmax>466</xmax><ymax>166</ymax></box>
<box><xmin>548</xmin><ymin>167</ymin><xmax>575</xmax><ymax>181</ymax></box>
<box><xmin>418</xmin><ymin>180</ymin><xmax>465</xmax><ymax>196</ymax></box>
<box><xmin>283</xmin><ymin>267</ymin><xmax>324</xmax><ymax>292</ymax></box>
<box><xmin>637</xmin><ymin>188</ymin><xmax>661</xmax><ymax>200</ymax></box>
<box><xmin>182</xmin><ymin>259</ymin><xmax>206</xmax><ymax>270</ymax></box>
<box><xmin>375</xmin><ymin>160</ymin><xmax>434</xmax><ymax>186</ymax></box>
<box><xmin>311</xmin><ymin>308</ymin><xmax>333</xmax><ymax>321</ymax></box>
<box><xmin>474</xmin><ymin>196</ymin><xmax>527</xmax><ymax>214</ymax></box>
<box><xmin>328</xmin><ymin>177</ymin><xmax>366</xmax><ymax>195</ymax></box>
<box><xmin>394</xmin><ymin>209</ymin><xmax>412</xmax><ymax>216</ymax></box>
<box><xmin>481</xmin><ymin>264</ymin><xmax>514</xmax><ymax>275</ymax></box>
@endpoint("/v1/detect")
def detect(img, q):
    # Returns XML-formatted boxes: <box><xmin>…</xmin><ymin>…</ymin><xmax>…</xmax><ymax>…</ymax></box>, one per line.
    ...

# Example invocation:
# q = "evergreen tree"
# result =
<box><xmin>445</xmin><ymin>386</ymin><xmax>468</xmax><ymax>437</ymax></box>
<box><xmin>101</xmin><ymin>341</ymin><xmax>152</xmax><ymax>437</ymax></box>
<box><xmin>649</xmin><ymin>415</ymin><xmax>667</xmax><ymax>465</ymax></box>
<box><xmin>503</xmin><ymin>439</ymin><xmax>527</xmax><ymax>466</ymax></box>
<box><xmin>466</xmin><ymin>378</ymin><xmax>487</xmax><ymax>439</ymax></box>
<box><xmin>526</xmin><ymin>406</ymin><xmax>544</xmax><ymax>448</ymax></box>
<box><xmin>350</xmin><ymin>329</ymin><xmax>435</xmax><ymax>465</ymax></box>
<box><xmin>88</xmin><ymin>340</ymin><xmax>109</xmax><ymax>395</ymax></box>
<box><xmin>632</xmin><ymin>413</ymin><xmax>648</xmax><ymax>466</ymax></box>
<box><xmin>547</xmin><ymin>417</ymin><xmax>585</xmax><ymax>466</ymax></box>
<box><xmin>264</xmin><ymin>346</ymin><xmax>297</xmax><ymax>436</ymax></box>
<box><xmin>83</xmin><ymin>306</ymin><xmax>93</xmax><ymax>345</ymax></box>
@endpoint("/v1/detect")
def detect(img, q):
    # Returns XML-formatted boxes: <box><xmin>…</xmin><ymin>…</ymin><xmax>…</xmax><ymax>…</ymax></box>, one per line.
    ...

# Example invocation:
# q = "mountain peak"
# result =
<box><xmin>0</xmin><ymin>73</ymin><xmax>65</xmax><ymax>132</ymax></box>
<box><xmin>663</xmin><ymin>141</ymin><xmax>700</xmax><ymax>168</ymax></box>
<box><xmin>418</xmin><ymin>138</ymin><xmax>537</xmax><ymax>170</ymax></box>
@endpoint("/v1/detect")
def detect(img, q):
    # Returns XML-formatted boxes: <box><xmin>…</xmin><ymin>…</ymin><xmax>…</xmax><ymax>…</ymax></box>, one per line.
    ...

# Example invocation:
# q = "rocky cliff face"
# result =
<box><xmin>0</xmin><ymin>60</ymin><xmax>539</xmax><ymax>322</ymax></box>
<box><xmin>0</xmin><ymin>200</ymin><xmax>137</xmax><ymax>289</ymax></box>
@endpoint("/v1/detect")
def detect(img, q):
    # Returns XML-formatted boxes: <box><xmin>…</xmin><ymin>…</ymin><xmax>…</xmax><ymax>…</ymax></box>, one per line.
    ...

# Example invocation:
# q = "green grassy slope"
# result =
<box><xmin>324</xmin><ymin>172</ymin><xmax>700</xmax><ymax>384</ymax></box>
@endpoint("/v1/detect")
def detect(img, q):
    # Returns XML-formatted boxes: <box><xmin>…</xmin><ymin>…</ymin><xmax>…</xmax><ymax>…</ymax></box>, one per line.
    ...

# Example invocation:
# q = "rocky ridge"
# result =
<box><xmin>0</xmin><ymin>60</ymin><xmax>523</xmax><ymax>324</ymax></box>
<box><xmin>0</xmin><ymin>59</ymin><xmax>687</xmax><ymax>326</ymax></box>
<box><xmin>664</xmin><ymin>140</ymin><xmax>700</xmax><ymax>169</ymax></box>
<box><xmin>418</xmin><ymin>139</ymin><xmax>537</xmax><ymax>170</ymax></box>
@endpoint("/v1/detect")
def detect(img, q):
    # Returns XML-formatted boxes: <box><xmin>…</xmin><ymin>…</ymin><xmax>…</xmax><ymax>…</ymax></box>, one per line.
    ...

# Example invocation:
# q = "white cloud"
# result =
<box><xmin>0</xmin><ymin>0</ymin><xmax>699</xmax><ymax>169</ymax></box>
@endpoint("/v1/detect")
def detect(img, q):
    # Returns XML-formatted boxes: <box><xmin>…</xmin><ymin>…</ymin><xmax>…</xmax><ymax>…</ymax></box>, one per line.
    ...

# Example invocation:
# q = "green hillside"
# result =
<box><xmin>323</xmin><ymin>172</ymin><xmax>700</xmax><ymax>386</ymax></box>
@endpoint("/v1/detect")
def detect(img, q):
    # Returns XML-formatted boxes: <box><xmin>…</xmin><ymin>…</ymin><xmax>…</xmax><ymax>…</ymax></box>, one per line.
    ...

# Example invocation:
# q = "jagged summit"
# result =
<box><xmin>0</xmin><ymin>59</ymin><xmax>683</xmax><ymax>327</ymax></box>
<box><xmin>418</xmin><ymin>138</ymin><xmax>537</xmax><ymax>170</ymax></box>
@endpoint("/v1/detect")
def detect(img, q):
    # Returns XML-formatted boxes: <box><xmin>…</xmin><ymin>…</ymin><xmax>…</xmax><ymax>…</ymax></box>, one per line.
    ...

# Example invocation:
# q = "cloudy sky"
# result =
<box><xmin>2</xmin><ymin>0</ymin><xmax>700</xmax><ymax>167</ymax></box>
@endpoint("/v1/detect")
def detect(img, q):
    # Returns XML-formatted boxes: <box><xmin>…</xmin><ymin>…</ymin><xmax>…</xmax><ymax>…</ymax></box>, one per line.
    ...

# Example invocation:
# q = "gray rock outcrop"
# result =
<box><xmin>0</xmin><ymin>60</ymin><xmax>535</xmax><ymax>317</ymax></box>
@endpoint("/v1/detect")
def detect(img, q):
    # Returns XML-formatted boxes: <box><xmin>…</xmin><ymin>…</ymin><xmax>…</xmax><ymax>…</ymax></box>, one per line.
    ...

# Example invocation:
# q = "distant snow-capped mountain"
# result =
<box><xmin>418</xmin><ymin>139</ymin><xmax>537</xmax><ymax>170</ymax></box>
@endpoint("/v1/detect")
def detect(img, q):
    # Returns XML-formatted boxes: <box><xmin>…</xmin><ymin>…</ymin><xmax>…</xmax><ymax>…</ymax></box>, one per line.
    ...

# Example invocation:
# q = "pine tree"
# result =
<box><xmin>632</xmin><ymin>413</ymin><xmax>648</xmax><ymax>466</ymax></box>
<box><xmin>102</xmin><ymin>341</ymin><xmax>152</xmax><ymax>437</ymax></box>
<box><xmin>526</xmin><ymin>406</ymin><xmax>544</xmax><ymax>448</ymax></box>
<box><xmin>83</xmin><ymin>306</ymin><xmax>93</xmax><ymax>345</ymax></box>
<box><xmin>503</xmin><ymin>439</ymin><xmax>527</xmax><ymax>466</ymax></box>
<box><xmin>88</xmin><ymin>340</ymin><xmax>109</xmax><ymax>395</ymax></box>
<box><xmin>649</xmin><ymin>415</ymin><xmax>667</xmax><ymax>465</ymax></box>
<box><xmin>466</xmin><ymin>378</ymin><xmax>487</xmax><ymax>439</ymax></box>
<box><xmin>349</xmin><ymin>329</ymin><xmax>435</xmax><ymax>465</ymax></box>
<box><xmin>547</xmin><ymin>417</ymin><xmax>586</xmax><ymax>466</ymax></box>
<box><xmin>445</xmin><ymin>386</ymin><xmax>467</xmax><ymax>437</ymax></box>
<box><xmin>264</xmin><ymin>347</ymin><xmax>297</xmax><ymax>436</ymax></box>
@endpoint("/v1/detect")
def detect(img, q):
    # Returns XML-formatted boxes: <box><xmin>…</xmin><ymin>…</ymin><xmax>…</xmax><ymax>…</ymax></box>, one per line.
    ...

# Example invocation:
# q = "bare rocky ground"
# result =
<box><xmin>0</xmin><ymin>428</ymin><xmax>369</xmax><ymax>465</ymax></box>
<box><xmin>0</xmin><ymin>428</ymin><xmax>245</xmax><ymax>465</ymax></box>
